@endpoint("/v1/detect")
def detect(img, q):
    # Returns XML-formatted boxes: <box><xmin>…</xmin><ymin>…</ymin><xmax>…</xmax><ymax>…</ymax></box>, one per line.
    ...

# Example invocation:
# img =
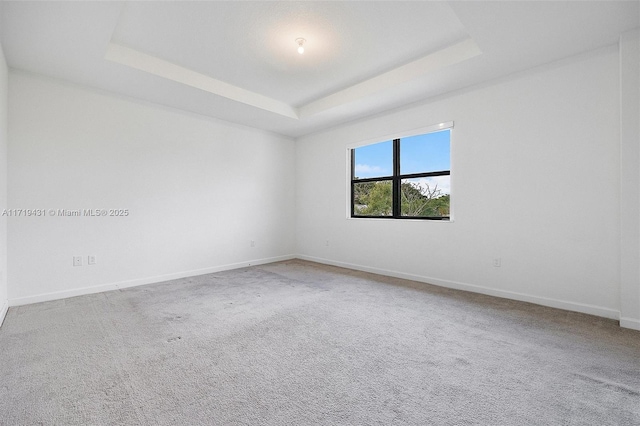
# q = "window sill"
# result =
<box><xmin>347</xmin><ymin>216</ymin><xmax>454</xmax><ymax>223</ymax></box>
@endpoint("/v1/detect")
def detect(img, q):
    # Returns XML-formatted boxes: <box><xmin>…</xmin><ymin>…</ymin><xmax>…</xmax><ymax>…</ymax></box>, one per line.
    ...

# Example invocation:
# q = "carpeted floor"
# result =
<box><xmin>1</xmin><ymin>259</ymin><xmax>639</xmax><ymax>425</ymax></box>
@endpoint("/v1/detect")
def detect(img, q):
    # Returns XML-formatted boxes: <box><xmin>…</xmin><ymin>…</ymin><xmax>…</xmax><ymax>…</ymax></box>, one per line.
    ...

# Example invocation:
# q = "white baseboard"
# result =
<box><xmin>620</xmin><ymin>317</ymin><xmax>640</xmax><ymax>331</ymax></box>
<box><xmin>297</xmin><ymin>254</ymin><xmax>622</xmax><ymax>322</ymax></box>
<box><xmin>8</xmin><ymin>254</ymin><xmax>295</xmax><ymax>307</ymax></box>
<box><xmin>0</xmin><ymin>300</ymin><xmax>8</xmax><ymax>327</ymax></box>
<box><xmin>7</xmin><ymin>253</ymin><xmax>634</xmax><ymax>332</ymax></box>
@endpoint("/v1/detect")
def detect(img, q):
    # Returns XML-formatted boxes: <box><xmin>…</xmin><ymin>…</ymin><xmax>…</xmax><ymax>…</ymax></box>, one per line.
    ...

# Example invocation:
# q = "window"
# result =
<box><xmin>351</xmin><ymin>125</ymin><xmax>451</xmax><ymax>220</ymax></box>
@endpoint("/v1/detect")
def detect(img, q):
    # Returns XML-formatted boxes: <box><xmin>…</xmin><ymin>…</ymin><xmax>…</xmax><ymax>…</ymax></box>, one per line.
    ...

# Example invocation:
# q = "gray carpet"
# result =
<box><xmin>1</xmin><ymin>260</ymin><xmax>639</xmax><ymax>425</ymax></box>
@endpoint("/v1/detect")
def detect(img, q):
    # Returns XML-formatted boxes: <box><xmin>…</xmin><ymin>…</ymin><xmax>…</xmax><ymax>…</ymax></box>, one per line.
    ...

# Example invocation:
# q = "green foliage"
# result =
<box><xmin>353</xmin><ymin>181</ymin><xmax>374</xmax><ymax>206</ymax></box>
<box><xmin>354</xmin><ymin>181</ymin><xmax>392</xmax><ymax>216</ymax></box>
<box><xmin>354</xmin><ymin>180</ymin><xmax>449</xmax><ymax>217</ymax></box>
<box><xmin>400</xmin><ymin>182</ymin><xmax>449</xmax><ymax>217</ymax></box>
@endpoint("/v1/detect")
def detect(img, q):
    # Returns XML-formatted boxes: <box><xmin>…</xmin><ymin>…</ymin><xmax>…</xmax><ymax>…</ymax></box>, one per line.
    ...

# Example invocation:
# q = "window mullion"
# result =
<box><xmin>393</xmin><ymin>138</ymin><xmax>401</xmax><ymax>218</ymax></box>
<box><xmin>350</xmin><ymin>149</ymin><xmax>355</xmax><ymax>217</ymax></box>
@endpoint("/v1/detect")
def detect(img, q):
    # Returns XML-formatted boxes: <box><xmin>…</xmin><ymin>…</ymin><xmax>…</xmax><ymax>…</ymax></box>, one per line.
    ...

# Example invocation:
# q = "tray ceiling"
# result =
<box><xmin>1</xmin><ymin>1</ymin><xmax>638</xmax><ymax>137</ymax></box>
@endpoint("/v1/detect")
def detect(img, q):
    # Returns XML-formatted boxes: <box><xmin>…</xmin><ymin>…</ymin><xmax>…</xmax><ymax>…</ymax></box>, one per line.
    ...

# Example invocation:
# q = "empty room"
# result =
<box><xmin>0</xmin><ymin>1</ymin><xmax>639</xmax><ymax>424</ymax></box>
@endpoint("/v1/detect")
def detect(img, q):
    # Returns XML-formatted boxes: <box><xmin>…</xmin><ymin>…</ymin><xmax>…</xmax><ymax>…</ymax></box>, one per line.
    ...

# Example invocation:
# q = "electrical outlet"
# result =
<box><xmin>493</xmin><ymin>258</ymin><xmax>501</xmax><ymax>267</ymax></box>
<box><xmin>73</xmin><ymin>256</ymin><xmax>82</xmax><ymax>267</ymax></box>
<box><xmin>88</xmin><ymin>255</ymin><xmax>96</xmax><ymax>265</ymax></box>
<box><xmin>250</xmin><ymin>240</ymin><xmax>255</xmax><ymax>247</ymax></box>
<box><xmin>325</xmin><ymin>240</ymin><xmax>329</xmax><ymax>246</ymax></box>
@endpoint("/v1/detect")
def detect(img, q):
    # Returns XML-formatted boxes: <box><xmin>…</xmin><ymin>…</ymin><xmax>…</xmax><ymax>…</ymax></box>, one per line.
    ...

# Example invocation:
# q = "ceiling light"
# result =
<box><xmin>296</xmin><ymin>38</ymin><xmax>305</xmax><ymax>54</ymax></box>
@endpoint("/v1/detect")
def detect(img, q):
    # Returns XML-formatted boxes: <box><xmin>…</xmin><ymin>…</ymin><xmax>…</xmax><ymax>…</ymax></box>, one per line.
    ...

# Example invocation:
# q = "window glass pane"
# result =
<box><xmin>353</xmin><ymin>140</ymin><xmax>393</xmax><ymax>179</ymax></box>
<box><xmin>400</xmin><ymin>130</ymin><xmax>450</xmax><ymax>175</ymax></box>
<box><xmin>400</xmin><ymin>177</ymin><xmax>450</xmax><ymax>217</ymax></box>
<box><xmin>353</xmin><ymin>180</ymin><xmax>393</xmax><ymax>216</ymax></box>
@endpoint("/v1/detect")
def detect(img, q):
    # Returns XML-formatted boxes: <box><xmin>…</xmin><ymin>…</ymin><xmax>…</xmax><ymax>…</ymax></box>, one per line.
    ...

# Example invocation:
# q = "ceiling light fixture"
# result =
<box><xmin>296</xmin><ymin>38</ymin><xmax>305</xmax><ymax>54</ymax></box>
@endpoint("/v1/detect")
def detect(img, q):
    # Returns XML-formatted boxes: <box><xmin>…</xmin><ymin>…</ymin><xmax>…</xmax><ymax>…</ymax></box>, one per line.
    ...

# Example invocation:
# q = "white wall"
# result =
<box><xmin>8</xmin><ymin>72</ymin><xmax>295</xmax><ymax>304</ymax></box>
<box><xmin>296</xmin><ymin>45</ymin><xmax>624</xmax><ymax>321</ymax></box>
<box><xmin>0</xmin><ymin>42</ymin><xmax>8</xmax><ymax>324</ymax></box>
<box><xmin>619</xmin><ymin>29</ymin><xmax>640</xmax><ymax>330</ymax></box>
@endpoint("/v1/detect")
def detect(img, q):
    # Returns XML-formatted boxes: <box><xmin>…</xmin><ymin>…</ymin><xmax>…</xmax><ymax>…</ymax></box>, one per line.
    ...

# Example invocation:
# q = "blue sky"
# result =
<box><xmin>354</xmin><ymin>129</ymin><xmax>450</xmax><ymax>178</ymax></box>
